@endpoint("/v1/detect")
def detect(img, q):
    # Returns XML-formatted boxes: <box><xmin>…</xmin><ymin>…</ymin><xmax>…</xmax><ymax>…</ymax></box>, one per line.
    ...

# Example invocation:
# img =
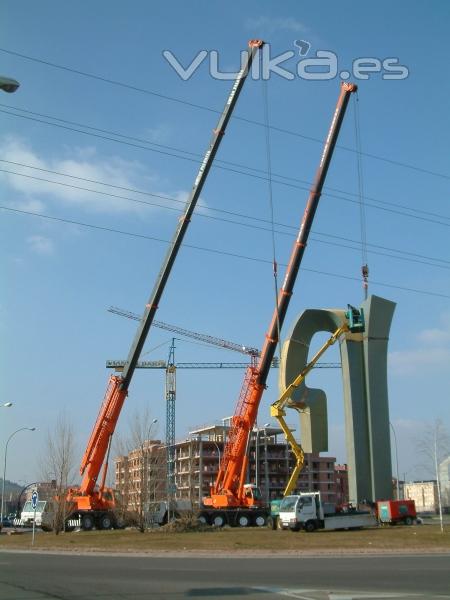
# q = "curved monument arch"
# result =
<box><xmin>279</xmin><ymin>294</ymin><xmax>396</xmax><ymax>503</ymax></box>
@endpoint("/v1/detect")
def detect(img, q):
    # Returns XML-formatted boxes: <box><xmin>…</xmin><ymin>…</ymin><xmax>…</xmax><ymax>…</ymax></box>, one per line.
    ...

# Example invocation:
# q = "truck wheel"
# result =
<box><xmin>254</xmin><ymin>513</ymin><xmax>266</xmax><ymax>527</ymax></box>
<box><xmin>237</xmin><ymin>514</ymin><xmax>250</xmax><ymax>527</ymax></box>
<box><xmin>211</xmin><ymin>513</ymin><xmax>226</xmax><ymax>527</ymax></box>
<box><xmin>98</xmin><ymin>514</ymin><xmax>113</xmax><ymax>530</ymax></box>
<box><xmin>81</xmin><ymin>514</ymin><xmax>94</xmax><ymax>531</ymax></box>
<box><xmin>404</xmin><ymin>516</ymin><xmax>413</xmax><ymax>526</ymax></box>
<box><xmin>304</xmin><ymin>520</ymin><xmax>316</xmax><ymax>533</ymax></box>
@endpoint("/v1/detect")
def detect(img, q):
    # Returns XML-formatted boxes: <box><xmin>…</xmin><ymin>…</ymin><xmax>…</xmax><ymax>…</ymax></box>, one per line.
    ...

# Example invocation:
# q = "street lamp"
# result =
<box><xmin>0</xmin><ymin>76</ymin><xmax>20</xmax><ymax>94</ymax></box>
<box><xmin>255</xmin><ymin>423</ymin><xmax>270</xmax><ymax>489</ymax></box>
<box><xmin>212</xmin><ymin>441</ymin><xmax>221</xmax><ymax>466</ymax></box>
<box><xmin>148</xmin><ymin>418</ymin><xmax>158</xmax><ymax>436</ymax></box>
<box><xmin>1</xmin><ymin>403</ymin><xmax>13</xmax><ymax>408</ymax></box>
<box><xmin>1</xmin><ymin>427</ymin><xmax>36</xmax><ymax>525</ymax></box>
<box><xmin>389</xmin><ymin>422</ymin><xmax>400</xmax><ymax>500</ymax></box>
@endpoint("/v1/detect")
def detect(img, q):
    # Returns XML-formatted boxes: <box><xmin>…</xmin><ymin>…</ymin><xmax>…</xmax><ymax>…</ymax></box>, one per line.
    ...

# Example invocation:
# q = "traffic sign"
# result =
<box><xmin>31</xmin><ymin>490</ymin><xmax>38</xmax><ymax>510</ymax></box>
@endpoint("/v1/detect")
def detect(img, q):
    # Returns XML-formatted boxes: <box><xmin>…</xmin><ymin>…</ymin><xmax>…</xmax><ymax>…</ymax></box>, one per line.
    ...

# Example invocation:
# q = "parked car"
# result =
<box><xmin>1</xmin><ymin>516</ymin><xmax>13</xmax><ymax>528</ymax></box>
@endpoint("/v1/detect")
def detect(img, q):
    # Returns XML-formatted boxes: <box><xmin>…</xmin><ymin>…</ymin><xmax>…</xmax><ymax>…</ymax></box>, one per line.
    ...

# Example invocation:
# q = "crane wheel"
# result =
<box><xmin>197</xmin><ymin>513</ymin><xmax>209</xmax><ymax>526</ymax></box>
<box><xmin>81</xmin><ymin>514</ymin><xmax>94</xmax><ymax>531</ymax></box>
<box><xmin>254</xmin><ymin>513</ymin><xmax>267</xmax><ymax>527</ymax></box>
<box><xmin>404</xmin><ymin>516</ymin><xmax>413</xmax><ymax>526</ymax></box>
<box><xmin>211</xmin><ymin>513</ymin><xmax>226</xmax><ymax>527</ymax></box>
<box><xmin>98</xmin><ymin>514</ymin><xmax>113</xmax><ymax>530</ymax></box>
<box><xmin>237</xmin><ymin>514</ymin><xmax>250</xmax><ymax>527</ymax></box>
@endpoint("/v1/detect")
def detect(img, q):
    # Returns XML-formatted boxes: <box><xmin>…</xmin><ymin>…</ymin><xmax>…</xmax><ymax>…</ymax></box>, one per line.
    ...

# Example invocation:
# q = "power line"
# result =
<box><xmin>2</xmin><ymin>104</ymin><xmax>450</xmax><ymax>227</ymax></box>
<box><xmin>2</xmin><ymin>203</ymin><xmax>449</xmax><ymax>300</ymax></box>
<box><xmin>1</xmin><ymin>165</ymin><xmax>449</xmax><ymax>271</ymax></box>
<box><xmin>1</xmin><ymin>46</ymin><xmax>449</xmax><ymax>181</ymax></box>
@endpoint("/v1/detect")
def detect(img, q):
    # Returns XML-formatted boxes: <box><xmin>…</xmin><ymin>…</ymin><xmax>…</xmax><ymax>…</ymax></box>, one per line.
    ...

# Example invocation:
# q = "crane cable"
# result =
<box><xmin>262</xmin><ymin>69</ymin><xmax>283</xmax><ymax>369</ymax></box>
<box><xmin>354</xmin><ymin>91</ymin><xmax>369</xmax><ymax>299</ymax></box>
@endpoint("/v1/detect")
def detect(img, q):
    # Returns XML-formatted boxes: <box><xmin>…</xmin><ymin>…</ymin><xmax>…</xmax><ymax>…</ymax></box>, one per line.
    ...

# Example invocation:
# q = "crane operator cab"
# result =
<box><xmin>243</xmin><ymin>483</ymin><xmax>263</xmax><ymax>506</ymax></box>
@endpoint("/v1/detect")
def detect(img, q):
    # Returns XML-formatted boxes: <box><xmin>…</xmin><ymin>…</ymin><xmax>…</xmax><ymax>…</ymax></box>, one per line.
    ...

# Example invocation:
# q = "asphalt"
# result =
<box><xmin>0</xmin><ymin>551</ymin><xmax>449</xmax><ymax>599</ymax></box>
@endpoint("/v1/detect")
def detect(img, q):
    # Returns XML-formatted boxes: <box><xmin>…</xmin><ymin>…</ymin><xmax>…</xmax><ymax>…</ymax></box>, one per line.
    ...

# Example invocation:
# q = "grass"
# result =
<box><xmin>1</xmin><ymin>524</ymin><xmax>449</xmax><ymax>554</ymax></box>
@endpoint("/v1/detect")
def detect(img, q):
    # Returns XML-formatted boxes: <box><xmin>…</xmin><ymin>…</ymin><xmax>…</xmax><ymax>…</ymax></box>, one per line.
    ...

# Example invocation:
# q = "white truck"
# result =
<box><xmin>20</xmin><ymin>500</ymin><xmax>51</xmax><ymax>528</ymax></box>
<box><xmin>278</xmin><ymin>492</ymin><xmax>377</xmax><ymax>532</ymax></box>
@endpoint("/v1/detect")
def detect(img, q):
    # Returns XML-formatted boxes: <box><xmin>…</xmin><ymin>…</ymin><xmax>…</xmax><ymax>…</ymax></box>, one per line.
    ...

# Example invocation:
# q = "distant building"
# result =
<box><xmin>404</xmin><ymin>480</ymin><xmax>439</xmax><ymax>513</ymax></box>
<box><xmin>334</xmin><ymin>464</ymin><xmax>349</xmax><ymax>506</ymax></box>
<box><xmin>115</xmin><ymin>440</ymin><xmax>166</xmax><ymax>512</ymax></box>
<box><xmin>114</xmin><ymin>420</ymin><xmax>344</xmax><ymax>511</ymax></box>
<box><xmin>439</xmin><ymin>456</ymin><xmax>450</xmax><ymax>508</ymax></box>
<box><xmin>176</xmin><ymin>422</ymin><xmax>338</xmax><ymax>507</ymax></box>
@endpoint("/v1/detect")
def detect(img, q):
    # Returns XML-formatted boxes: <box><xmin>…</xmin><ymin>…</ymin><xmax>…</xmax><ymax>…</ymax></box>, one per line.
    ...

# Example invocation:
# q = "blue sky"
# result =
<box><xmin>1</xmin><ymin>1</ymin><xmax>449</xmax><ymax>487</ymax></box>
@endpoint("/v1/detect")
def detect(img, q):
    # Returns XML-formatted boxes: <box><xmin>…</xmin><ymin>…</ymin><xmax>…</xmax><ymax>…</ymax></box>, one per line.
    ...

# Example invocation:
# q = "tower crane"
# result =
<box><xmin>107</xmin><ymin>307</ymin><xmax>339</xmax><ymax>501</ymax></box>
<box><xmin>64</xmin><ymin>40</ymin><xmax>264</xmax><ymax>531</ymax></box>
<box><xmin>108</xmin><ymin>306</ymin><xmax>261</xmax><ymax>365</ymax></box>
<box><xmin>108</xmin><ymin>307</ymin><xmax>276</xmax><ymax>505</ymax></box>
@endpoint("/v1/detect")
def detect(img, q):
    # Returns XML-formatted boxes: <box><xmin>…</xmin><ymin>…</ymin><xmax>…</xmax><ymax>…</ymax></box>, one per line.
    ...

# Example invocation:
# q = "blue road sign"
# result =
<box><xmin>31</xmin><ymin>490</ymin><xmax>38</xmax><ymax>510</ymax></box>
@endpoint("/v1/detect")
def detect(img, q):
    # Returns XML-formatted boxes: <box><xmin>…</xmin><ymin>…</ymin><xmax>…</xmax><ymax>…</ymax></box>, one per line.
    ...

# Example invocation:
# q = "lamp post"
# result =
<box><xmin>389</xmin><ymin>422</ymin><xmax>400</xmax><ymax>500</ymax></box>
<box><xmin>1</xmin><ymin>427</ymin><xmax>36</xmax><ymax>525</ymax></box>
<box><xmin>0</xmin><ymin>76</ymin><xmax>20</xmax><ymax>94</ymax></box>
<box><xmin>212</xmin><ymin>441</ymin><xmax>221</xmax><ymax>467</ymax></box>
<box><xmin>255</xmin><ymin>423</ymin><xmax>270</xmax><ymax>489</ymax></box>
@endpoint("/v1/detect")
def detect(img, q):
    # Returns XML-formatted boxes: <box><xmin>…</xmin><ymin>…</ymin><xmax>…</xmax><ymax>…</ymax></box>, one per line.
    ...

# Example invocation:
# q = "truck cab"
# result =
<box><xmin>20</xmin><ymin>500</ymin><xmax>51</xmax><ymax>527</ymax></box>
<box><xmin>279</xmin><ymin>492</ymin><xmax>323</xmax><ymax>531</ymax></box>
<box><xmin>279</xmin><ymin>491</ymin><xmax>376</xmax><ymax>532</ymax></box>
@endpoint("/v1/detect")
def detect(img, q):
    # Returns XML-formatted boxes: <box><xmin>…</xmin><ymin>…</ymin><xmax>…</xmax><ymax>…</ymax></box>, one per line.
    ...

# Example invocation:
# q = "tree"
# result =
<box><xmin>418</xmin><ymin>418</ymin><xmax>449</xmax><ymax>533</ymax></box>
<box><xmin>39</xmin><ymin>412</ymin><xmax>76</xmax><ymax>534</ymax></box>
<box><xmin>114</xmin><ymin>408</ymin><xmax>165</xmax><ymax>532</ymax></box>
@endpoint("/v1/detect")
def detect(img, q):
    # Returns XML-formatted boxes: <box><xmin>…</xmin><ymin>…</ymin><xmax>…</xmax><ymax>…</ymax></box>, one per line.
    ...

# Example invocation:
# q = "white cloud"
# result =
<box><xmin>246</xmin><ymin>16</ymin><xmax>308</xmax><ymax>34</ymax></box>
<box><xmin>389</xmin><ymin>312</ymin><xmax>450</xmax><ymax>375</ymax></box>
<box><xmin>144</xmin><ymin>123</ymin><xmax>172</xmax><ymax>144</ymax></box>
<box><xmin>0</xmin><ymin>136</ymin><xmax>164</xmax><ymax>215</ymax></box>
<box><xmin>417</xmin><ymin>327</ymin><xmax>450</xmax><ymax>346</ymax></box>
<box><xmin>27</xmin><ymin>235</ymin><xmax>54</xmax><ymax>255</ymax></box>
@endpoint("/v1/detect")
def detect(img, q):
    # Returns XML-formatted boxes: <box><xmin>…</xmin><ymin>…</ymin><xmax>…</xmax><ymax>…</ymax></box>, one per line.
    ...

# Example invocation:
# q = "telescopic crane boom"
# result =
<box><xmin>204</xmin><ymin>82</ymin><xmax>357</xmax><ymax>513</ymax></box>
<box><xmin>69</xmin><ymin>41</ymin><xmax>264</xmax><ymax>519</ymax></box>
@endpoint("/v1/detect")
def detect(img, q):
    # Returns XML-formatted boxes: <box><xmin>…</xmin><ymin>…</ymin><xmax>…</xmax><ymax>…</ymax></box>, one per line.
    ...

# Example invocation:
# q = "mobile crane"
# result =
<box><xmin>63</xmin><ymin>41</ymin><xmax>264</xmax><ymax>531</ymax></box>
<box><xmin>200</xmin><ymin>82</ymin><xmax>358</xmax><ymax>527</ymax></box>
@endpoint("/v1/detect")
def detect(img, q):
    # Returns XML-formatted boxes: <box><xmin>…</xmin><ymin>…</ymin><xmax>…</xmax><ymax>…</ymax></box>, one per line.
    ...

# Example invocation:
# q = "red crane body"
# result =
<box><xmin>204</xmin><ymin>82</ymin><xmax>357</xmax><ymax>512</ymax></box>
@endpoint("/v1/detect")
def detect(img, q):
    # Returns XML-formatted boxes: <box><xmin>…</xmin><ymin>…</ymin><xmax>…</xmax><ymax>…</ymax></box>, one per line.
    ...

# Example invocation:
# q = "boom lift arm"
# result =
<box><xmin>205</xmin><ymin>82</ymin><xmax>357</xmax><ymax>510</ymax></box>
<box><xmin>271</xmin><ymin>306</ymin><xmax>365</xmax><ymax>497</ymax></box>
<box><xmin>72</xmin><ymin>40</ymin><xmax>264</xmax><ymax>506</ymax></box>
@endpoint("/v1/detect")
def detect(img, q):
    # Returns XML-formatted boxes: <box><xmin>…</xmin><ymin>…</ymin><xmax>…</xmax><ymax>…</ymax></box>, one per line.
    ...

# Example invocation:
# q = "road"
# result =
<box><xmin>0</xmin><ymin>551</ymin><xmax>449</xmax><ymax>599</ymax></box>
